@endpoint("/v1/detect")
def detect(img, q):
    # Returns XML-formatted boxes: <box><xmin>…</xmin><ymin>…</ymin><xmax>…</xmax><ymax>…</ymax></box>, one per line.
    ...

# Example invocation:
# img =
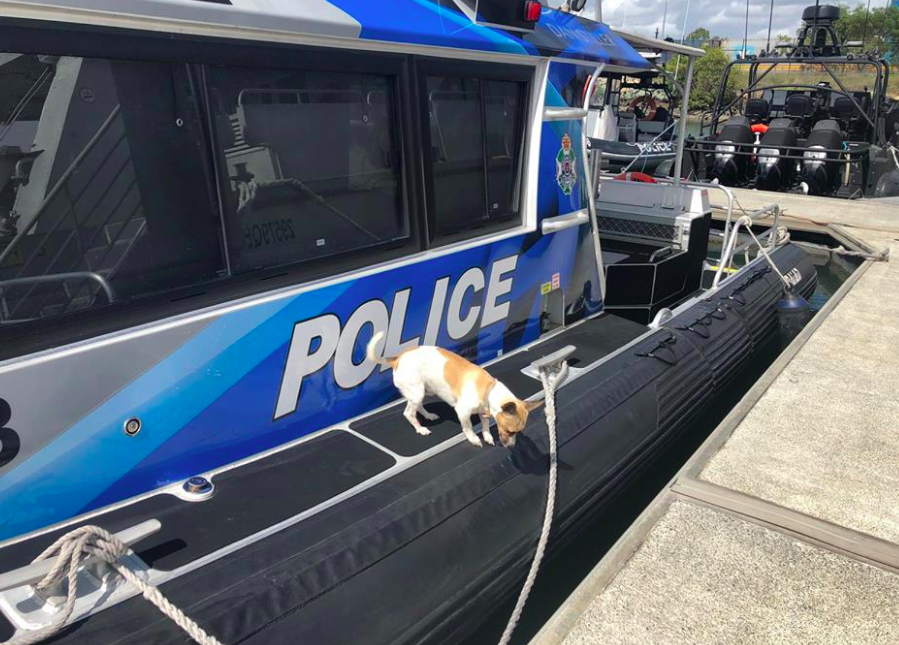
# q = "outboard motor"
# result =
<box><xmin>710</xmin><ymin>116</ymin><xmax>753</xmax><ymax>185</ymax></box>
<box><xmin>800</xmin><ymin>120</ymin><xmax>843</xmax><ymax>195</ymax></box>
<box><xmin>756</xmin><ymin>119</ymin><xmax>798</xmax><ymax>191</ymax></box>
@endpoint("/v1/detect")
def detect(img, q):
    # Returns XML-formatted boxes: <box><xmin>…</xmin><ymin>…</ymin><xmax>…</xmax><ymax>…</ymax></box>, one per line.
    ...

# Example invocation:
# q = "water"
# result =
<box><xmin>685</xmin><ymin>116</ymin><xmax>704</xmax><ymax>138</ymax></box>
<box><xmin>460</xmin><ymin>243</ymin><xmax>857</xmax><ymax>645</ymax></box>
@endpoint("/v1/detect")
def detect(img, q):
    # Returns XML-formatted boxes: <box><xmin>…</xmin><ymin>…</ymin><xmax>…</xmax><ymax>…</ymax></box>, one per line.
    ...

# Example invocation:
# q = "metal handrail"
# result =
<box><xmin>597</xmin><ymin>173</ymin><xmax>738</xmax><ymax>272</ymax></box>
<box><xmin>712</xmin><ymin>203</ymin><xmax>780</xmax><ymax>288</ymax></box>
<box><xmin>0</xmin><ymin>272</ymin><xmax>116</xmax><ymax>303</ymax></box>
<box><xmin>58</xmin><ymin>212</ymin><xmax>144</xmax><ymax>315</ymax></box>
<box><xmin>684</xmin><ymin>139</ymin><xmax>869</xmax><ymax>159</ymax></box>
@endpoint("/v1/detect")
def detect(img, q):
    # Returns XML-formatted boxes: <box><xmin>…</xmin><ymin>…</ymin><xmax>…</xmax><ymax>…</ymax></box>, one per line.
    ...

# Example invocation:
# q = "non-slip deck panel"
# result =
<box><xmin>0</xmin><ymin>430</ymin><xmax>394</xmax><ymax>573</ymax></box>
<box><xmin>530</xmin><ymin>314</ymin><xmax>646</xmax><ymax>368</ymax></box>
<box><xmin>351</xmin><ymin>314</ymin><xmax>646</xmax><ymax>457</ymax></box>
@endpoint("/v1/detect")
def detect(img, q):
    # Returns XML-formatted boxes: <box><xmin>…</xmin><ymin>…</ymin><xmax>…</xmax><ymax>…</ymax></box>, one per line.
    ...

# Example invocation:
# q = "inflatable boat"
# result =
<box><xmin>589</xmin><ymin>138</ymin><xmax>676</xmax><ymax>174</ymax></box>
<box><xmin>0</xmin><ymin>2</ymin><xmax>815</xmax><ymax>644</ymax></box>
<box><xmin>682</xmin><ymin>5</ymin><xmax>899</xmax><ymax>199</ymax></box>
<box><xmin>585</xmin><ymin>66</ymin><xmax>679</xmax><ymax>175</ymax></box>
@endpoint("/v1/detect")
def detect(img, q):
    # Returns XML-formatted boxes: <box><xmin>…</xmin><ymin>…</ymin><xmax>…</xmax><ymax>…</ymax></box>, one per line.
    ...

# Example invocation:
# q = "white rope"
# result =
<box><xmin>717</xmin><ymin>214</ymin><xmax>796</xmax><ymax>290</ymax></box>
<box><xmin>2</xmin><ymin>525</ymin><xmax>223</xmax><ymax>645</ymax></box>
<box><xmin>734</xmin><ymin>216</ymin><xmax>793</xmax><ymax>288</ymax></box>
<box><xmin>497</xmin><ymin>361</ymin><xmax>568</xmax><ymax>645</ymax></box>
<box><xmin>888</xmin><ymin>143</ymin><xmax>899</xmax><ymax>173</ymax></box>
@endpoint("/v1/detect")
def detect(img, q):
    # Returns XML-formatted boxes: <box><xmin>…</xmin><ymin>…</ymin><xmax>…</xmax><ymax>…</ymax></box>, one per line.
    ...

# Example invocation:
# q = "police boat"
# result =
<box><xmin>585</xmin><ymin>45</ymin><xmax>687</xmax><ymax>177</ymax></box>
<box><xmin>0</xmin><ymin>1</ymin><xmax>816</xmax><ymax>644</ymax></box>
<box><xmin>683</xmin><ymin>5</ymin><xmax>899</xmax><ymax>199</ymax></box>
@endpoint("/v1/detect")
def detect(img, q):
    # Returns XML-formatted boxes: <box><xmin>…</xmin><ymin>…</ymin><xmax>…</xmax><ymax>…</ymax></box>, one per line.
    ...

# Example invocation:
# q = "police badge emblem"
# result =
<box><xmin>556</xmin><ymin>133</ymin><xmax>577</xmax><ymax>195</ymax></box>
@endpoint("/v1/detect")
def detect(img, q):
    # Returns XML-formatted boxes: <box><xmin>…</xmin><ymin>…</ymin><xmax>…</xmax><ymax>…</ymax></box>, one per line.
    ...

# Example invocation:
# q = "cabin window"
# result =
<box><xmin>422</xmin><ymin>66</ymin><xmax>529</xmax><ymax>242</ymax></box>
<box><xmin>588</xmin><ymin>77</ymin><xmax>609</xmax><ymax>110</ymax></box>
<box><xmin>205</xmin><ymin>65</ymin><xmax>407</xmax><ymax>274</ymax></box>
<box><xmin>0</xmin><ymin>54</ymin><xmax>224</xmax><ymax>327</ymax></box>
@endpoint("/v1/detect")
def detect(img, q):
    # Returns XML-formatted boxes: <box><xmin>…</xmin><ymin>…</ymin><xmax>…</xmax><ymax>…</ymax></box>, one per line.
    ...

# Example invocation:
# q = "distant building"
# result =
<box><xmin>719</xmin><ymin>38</ymin><xmax>783</xmax><ymax>59</ymax></box>
<box><xmin>680</xmin><ymin>37</ymin><xmax>782</xmax><ymax>58</ymax></box>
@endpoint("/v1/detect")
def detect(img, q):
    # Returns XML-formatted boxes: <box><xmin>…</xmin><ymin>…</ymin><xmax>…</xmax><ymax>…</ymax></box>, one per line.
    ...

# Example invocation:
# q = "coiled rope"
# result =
<box><xmin>497</xmin><ymin>361</ymin><xmax>569</xmax><ymax>645</ymax></box>
<box><xmin>2</xmin><ymin>525</ymin><xmax>223</xmax><ymax>645</ymax></box>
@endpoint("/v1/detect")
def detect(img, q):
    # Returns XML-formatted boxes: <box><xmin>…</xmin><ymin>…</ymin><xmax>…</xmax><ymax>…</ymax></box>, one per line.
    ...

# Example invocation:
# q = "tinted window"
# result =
<box><xmin>0</xmin><ymin>54</ymin><xmax>223</xmax><ymax>326</ymax></box>
<box><xmin>206</xmin><ymin>66</ymin><xmax>407</xmax><ymax>273</ymax></box>
<box><xmin>425</xmin><ymin>72</ymin><xmax>527</xmax><ymax>239</ymax></box>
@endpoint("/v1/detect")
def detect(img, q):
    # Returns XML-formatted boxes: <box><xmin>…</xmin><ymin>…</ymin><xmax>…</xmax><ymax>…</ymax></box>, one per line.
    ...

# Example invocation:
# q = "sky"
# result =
<box><xmin>581</xmin><ymin>0</ymin><xmax>871</xmax><ymax>41</ymax></box>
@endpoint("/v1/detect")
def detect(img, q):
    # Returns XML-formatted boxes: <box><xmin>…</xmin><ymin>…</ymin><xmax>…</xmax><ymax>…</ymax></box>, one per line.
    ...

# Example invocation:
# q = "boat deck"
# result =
<box><xmin>531</xmin><ymin>189</ymin><xmax>899</xmax><ymax>645</ymax></box>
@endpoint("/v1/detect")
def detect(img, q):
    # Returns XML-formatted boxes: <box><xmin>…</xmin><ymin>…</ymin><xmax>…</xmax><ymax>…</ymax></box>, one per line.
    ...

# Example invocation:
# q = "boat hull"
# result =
<box><xmin>0</xmin><ymin>244</ymin><xmax>816</xmax><ymax>645</ymax></box>
<box><xmin>590</xmin><ymin>137</ymin><xmax>676</xmax><ymax>174</ymax></box>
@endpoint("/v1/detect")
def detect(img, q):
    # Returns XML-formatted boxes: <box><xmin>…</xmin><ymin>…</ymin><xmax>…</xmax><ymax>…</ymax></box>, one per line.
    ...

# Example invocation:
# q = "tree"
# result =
<box><xmin>673</xmin><ymin>45</ymin><xmax>738</xmax><ymax>112</ymax></box>
<box><xmin>687</xmin><ymin>27</ymin><xmax>710</xmax><ymax>42</ymax></box>
<box><xmin>832</xmin><ymin>5</ymin><xmax>899</xmax><ymax>59</ymax></box>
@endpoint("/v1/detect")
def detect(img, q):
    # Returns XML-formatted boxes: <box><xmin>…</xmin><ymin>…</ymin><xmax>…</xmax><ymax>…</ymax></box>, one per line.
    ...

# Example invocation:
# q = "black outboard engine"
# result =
<box><xmin>710</xmin><ymin>116</ymin><xmax>753</xmax><ymax>185</ymax></box>
<box><xmin>800</xmin><ymin>120</ymin><xmax>843</xmax><ymax>195</ymax></box>
<box><xmin>756</xmin><ymin>118</ymin><xmax>798</xmax><ymax>191</ymax></box>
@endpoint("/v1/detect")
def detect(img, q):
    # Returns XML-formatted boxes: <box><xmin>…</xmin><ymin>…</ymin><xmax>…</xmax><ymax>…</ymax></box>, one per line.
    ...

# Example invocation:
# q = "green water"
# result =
<box><xmin>685</xmin><ymin>116</ymin><xmax>704</xmax><ymax>138</ymax></box>
<box><xmin>460</xmin><ymin>245</ymin><xmax>856</xmax><ymax>645</ymax></box>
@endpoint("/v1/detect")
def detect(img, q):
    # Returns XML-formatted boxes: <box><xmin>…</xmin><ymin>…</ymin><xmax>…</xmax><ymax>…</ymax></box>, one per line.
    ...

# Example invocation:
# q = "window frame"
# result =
<box><xmin>0</xmin><ymin>20</ymin><xmax>426</xmax><ymax>356</ymax></box>
<box><xmin>415</xmin><ymin>57</ymin><xmax>532</xmax><ymax>247</ymax></box>
<box><xmin>201</xmin><ymin>51</ymin><xmax>418</xmax><ymax>276</ymax></box>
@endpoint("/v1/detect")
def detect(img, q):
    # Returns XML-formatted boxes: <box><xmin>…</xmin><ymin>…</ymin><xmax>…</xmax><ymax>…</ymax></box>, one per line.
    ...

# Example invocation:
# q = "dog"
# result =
<box><xmin>366</xmin><ymin>332</ymin><xmax>540</xmax><ymax>448</ymax></box>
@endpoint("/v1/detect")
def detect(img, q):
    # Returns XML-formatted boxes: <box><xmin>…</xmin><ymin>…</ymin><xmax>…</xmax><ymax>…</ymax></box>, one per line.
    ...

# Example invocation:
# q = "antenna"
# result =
<box><xmin>862</xmin><ymin>0</ymin><xmax>872</xmax><ymax>48</ymax></box>
<box><xmin>766</xmin><ymin>0</ymin><xmax>775</xmax><ymax>52</ymax></box>
<box><xmin>743</xmin><ymin>0</ymin><xmax>750</xmax><ymax>58</ymax></box>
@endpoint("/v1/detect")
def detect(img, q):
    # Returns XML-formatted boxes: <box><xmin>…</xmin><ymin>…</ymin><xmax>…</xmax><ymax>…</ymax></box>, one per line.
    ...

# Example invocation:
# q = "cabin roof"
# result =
<box><xmin>2</xmin><ymin>0</ymin><xmax>650</xmax><ymax>69</ymax></box>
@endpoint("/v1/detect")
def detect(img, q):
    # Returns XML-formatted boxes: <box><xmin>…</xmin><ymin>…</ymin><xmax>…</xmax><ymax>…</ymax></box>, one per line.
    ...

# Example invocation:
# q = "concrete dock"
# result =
<box><xmin>531</xmin><ymin>188</ymin><xmax>899</xmax><ymax>645</ymax></box>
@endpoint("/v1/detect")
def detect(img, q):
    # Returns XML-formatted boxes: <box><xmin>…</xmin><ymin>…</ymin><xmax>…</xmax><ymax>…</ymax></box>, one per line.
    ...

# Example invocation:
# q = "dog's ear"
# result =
<box><xmin>525</xmin><ymin>399</ymin><xmax>544</xmax><ymax>412</ymax></box>
<box><xmin>501</xmin><ymin>401</ymin><xmax>517</xmax><ymax>415</ymax></box>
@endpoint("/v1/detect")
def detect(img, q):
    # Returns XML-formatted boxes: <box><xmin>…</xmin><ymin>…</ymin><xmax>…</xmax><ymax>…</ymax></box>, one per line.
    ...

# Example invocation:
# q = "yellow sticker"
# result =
<box><xmin>541</xmin><ymin>282</ymin><xmax>552</xmax><ymax>295</ymax></box>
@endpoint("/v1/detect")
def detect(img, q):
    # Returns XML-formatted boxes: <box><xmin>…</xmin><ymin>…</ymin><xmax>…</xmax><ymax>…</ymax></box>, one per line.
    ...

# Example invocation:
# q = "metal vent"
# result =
<box><xmin>595</xmin><ymin>216</ymin><xmax>677</xmax><ymax>242</ymax></box>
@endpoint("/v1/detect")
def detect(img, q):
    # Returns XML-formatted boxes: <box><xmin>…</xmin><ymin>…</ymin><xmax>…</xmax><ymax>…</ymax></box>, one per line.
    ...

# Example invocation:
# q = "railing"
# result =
<box><xmin>712</xmin><ymin>203</ymin><xmax>782</xmax><ymax>288</ymax></box>
<box><xmin>597</xmin><ymin>172</ymin><xmax>738</xmax><ymax>271</ymax></box>
<box><xmin>0</xmin><ymin>104</ymin><xmax>148</xmax><ymax>323</ymax></box>
<box><xmin>683</xmin><ymin>138</ymin><xmax>870</xmax><ymax>165</ymax></box>
<box><xmin>0</xmin><ymin>272</ymin><xmax>116</xmax><ymax>324</ymax></box>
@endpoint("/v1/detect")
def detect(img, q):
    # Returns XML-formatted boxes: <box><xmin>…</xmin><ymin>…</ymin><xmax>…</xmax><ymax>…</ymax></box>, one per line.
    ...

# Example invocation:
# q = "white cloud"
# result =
<box><xmin>580</xmin><ymin>0</ymin><xmax>868</xmax><ymax>40</ymax></box>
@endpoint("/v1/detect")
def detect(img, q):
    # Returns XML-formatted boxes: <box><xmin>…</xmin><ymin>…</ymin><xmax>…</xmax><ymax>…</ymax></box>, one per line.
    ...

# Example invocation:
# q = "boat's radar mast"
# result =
<box><xmin>792</xmin><ymin>5</ymin><xmax>854</xmax><ymax>57</ymax></box>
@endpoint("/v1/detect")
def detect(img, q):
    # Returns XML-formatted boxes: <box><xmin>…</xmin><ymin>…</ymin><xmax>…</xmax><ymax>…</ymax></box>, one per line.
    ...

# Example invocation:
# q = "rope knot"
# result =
<box><xmin>31</xmin><ymin>526</ymin><xmax>128</xmax><ymax>594</ymax></box>
<box><xmin>4</xmin><ymin>523</ymin><xmax>223</xmax><ymax>645</ymax></box>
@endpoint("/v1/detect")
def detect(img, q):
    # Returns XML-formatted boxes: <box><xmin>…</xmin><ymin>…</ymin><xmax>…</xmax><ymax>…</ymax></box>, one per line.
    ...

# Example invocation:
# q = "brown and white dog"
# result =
<box><xmin>366</xmin><ymin>332</ymin><xmax>540</xmax><ymax>448</ymax></box>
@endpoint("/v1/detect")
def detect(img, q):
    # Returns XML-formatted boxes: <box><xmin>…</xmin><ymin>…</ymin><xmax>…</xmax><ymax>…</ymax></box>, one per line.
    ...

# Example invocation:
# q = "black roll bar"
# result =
<box><xmin>708</xmin><ymin>56</ymin><xmax>887</xmax><ymax>143</ymax></box>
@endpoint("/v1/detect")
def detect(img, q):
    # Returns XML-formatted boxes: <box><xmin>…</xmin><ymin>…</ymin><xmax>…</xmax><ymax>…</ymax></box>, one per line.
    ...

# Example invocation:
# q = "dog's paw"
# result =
<box><xmin>482</xmin><ymin>432</ymin><xmax>495</xmax><ymax>446</ymax></box>
<box><xmin>419</xmin><ymin>410</ymin><xmax>439</xmax><ymax>421</ymax></box>
<box><xmin>416</xmin><ymin>427</ymin><xmax>432</xmax><ymax>436</ymax></box>
<box><xmin>466</xmin><ymin>435</ymin><xmax>483</xmax><ymax>447</ymax></box>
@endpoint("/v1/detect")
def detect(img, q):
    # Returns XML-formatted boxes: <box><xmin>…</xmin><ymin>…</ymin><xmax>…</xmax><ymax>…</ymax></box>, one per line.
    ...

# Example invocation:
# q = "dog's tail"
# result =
<box><xmin>366</xmin><ymin>331</ymin><xmax>396</xmax><ymax>369</ymax></box>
